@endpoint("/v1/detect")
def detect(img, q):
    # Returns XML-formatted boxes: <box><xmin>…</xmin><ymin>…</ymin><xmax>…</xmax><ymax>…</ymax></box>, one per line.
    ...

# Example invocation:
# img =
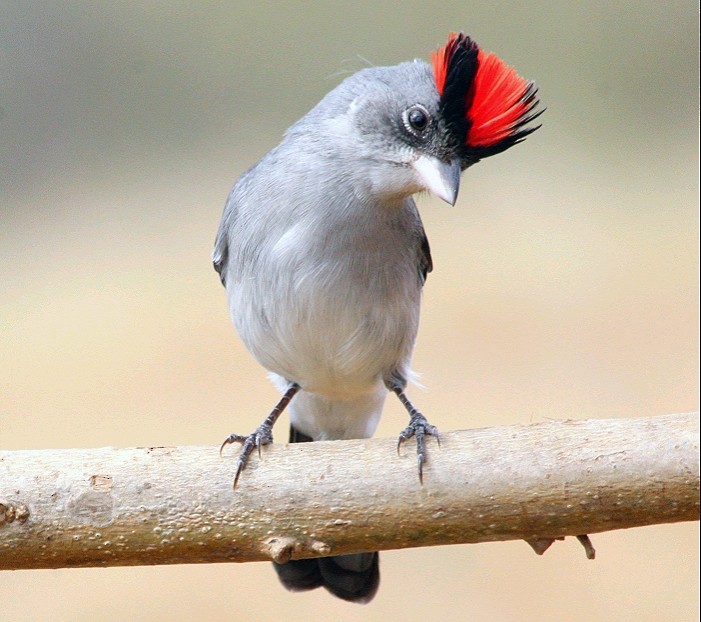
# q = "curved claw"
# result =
<box><xmin>220</xmin><ymin>383</ymin><xmax>301</xmax><ymax>489</ymax></box>
<box><xmin>233</xmin><ymin>438</ymin><xmax>258</xmax><ymax>488</ymax></box>
<box><xmin>220</xmin><ymin>427</ymin><xmax>274</xmax><ymax>488</ymax></box>
<box><xmin>396</xmin><ymin>414</ymin><xmax>440</xmax><ymax>483</ymax></box>
<box><xmin>219</xmin><ymin>433</ymin><xmax>246</xmax><ymax>457</ymax></box>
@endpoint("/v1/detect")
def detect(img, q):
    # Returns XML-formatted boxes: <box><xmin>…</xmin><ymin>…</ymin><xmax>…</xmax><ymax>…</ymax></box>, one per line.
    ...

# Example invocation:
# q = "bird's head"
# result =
<box><xmin>342</xmin><ymin>33</ymin><xmax>542</xmax><ymax>205</ymax></box>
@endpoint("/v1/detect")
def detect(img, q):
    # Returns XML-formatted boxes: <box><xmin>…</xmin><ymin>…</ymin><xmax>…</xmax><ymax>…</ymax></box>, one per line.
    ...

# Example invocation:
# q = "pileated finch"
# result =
<box><xmin>214</xmin><ymin>33</ymin><xmax>541</xmax><ymax>603</ymax></box>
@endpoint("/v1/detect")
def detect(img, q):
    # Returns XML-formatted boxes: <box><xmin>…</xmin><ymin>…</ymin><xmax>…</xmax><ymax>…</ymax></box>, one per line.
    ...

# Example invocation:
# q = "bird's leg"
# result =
<box><xmin>220</xmin><ymin>382</ymin><xmax>300</xmax><ymax>488</ymax></box>
<box><xmin>390</xmin><ymin>384</ymin><xmax>440</xmax><ymax>482</ymax></box>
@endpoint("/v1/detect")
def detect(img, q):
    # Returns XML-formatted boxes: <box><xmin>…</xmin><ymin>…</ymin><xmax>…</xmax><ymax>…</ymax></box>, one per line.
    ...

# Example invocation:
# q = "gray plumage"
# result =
<box><xmin>214</xmin><ymin>63</ymin><xmax>437</xmax><ymax>442</ymax></box>
<box><xmin>213</xmin><ymin>37</ymin><xmax>540</xmax><ymax>603</ymax></box>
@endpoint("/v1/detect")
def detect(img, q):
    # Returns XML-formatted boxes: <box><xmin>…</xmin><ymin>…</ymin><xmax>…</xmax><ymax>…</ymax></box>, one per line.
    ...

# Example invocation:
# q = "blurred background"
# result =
<box><xmin>1</xmin><ymin>2</ymin><xmax>698</xmax><ymax>621</ymax></box>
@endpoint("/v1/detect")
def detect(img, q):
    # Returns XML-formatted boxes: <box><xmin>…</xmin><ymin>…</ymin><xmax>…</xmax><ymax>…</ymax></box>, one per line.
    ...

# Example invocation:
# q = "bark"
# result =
<box><xmin>0</xmin><ymin>413</ymin><xmax>698</xmax><ymax>570</ymax></box>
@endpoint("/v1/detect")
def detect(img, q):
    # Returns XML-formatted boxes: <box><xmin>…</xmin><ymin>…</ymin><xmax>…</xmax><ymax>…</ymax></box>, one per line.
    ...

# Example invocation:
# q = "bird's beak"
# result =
<box><xmin>412</xmin><ymin>155</ymin><xmax>461</xmax><ymax>206</ymax></box>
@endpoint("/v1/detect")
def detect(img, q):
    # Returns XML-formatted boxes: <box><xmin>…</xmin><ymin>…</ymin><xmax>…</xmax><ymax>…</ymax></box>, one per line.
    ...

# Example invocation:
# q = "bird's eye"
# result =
<box><xmin>404</xmin><ymin>106</ymin><xmax>430</xmax><ymax>133</ymax></box>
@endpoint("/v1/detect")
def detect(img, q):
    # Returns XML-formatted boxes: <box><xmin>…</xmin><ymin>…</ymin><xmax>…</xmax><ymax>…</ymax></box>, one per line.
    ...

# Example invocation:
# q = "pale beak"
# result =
<box><xmin>412</xmin><ymin>155</ymin><xmax>461</xmax><ymax>205</ymax></box>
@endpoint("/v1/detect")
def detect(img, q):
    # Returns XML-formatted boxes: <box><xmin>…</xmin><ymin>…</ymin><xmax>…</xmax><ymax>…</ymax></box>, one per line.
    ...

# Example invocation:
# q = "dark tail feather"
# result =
<box><xmin>272</xmin><ymin>425</ymin><xmax>381</xmax><ymax>603</ymax></box>
<box><xmin>274</xmin><ymin>551</ymin><xmax>380</xmax><ymax>604</ymax></box>
<box><xmin>288</xmin><ymin>425</ymin><xmax>314</xmax><ymax>444</ymax></box>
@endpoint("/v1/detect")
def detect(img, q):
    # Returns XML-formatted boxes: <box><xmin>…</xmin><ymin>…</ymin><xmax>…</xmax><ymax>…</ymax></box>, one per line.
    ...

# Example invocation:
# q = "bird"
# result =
<box><xmin>213</xmin><ymin>32</ymin><xmax>541</xmax><ymax>604</ymax></box>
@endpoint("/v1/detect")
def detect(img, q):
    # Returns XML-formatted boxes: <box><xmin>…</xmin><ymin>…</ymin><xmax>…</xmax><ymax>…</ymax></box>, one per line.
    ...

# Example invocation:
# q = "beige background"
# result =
<box><xmin>1</xmin><ymin>2</ymin><xmax>698</xmax><ymax>621</ymax></box>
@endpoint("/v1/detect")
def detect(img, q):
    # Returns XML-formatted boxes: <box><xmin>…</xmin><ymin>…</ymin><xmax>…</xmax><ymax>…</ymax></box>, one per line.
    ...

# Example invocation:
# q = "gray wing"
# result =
<box><xmin>419</xmin><ymin>227</ymin><xmax>433</xmax><ymax>284</ymax></box>
<box><xmin>212</xmin><ymin>187</ymin><xmax>238</xmax><ymax>286</ymax></box>
<box><xmin>409</xmin><ymin>199</ymin><xmax>432</xmax><ymax>285</ymax></box>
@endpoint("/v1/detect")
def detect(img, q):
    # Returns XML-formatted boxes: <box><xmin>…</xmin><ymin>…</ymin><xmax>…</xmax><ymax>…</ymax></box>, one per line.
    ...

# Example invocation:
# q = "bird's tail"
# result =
<box><xmin>272</xmin><ymin>425</ymin><xmax>380</xmax><ymax>604</ymax></box>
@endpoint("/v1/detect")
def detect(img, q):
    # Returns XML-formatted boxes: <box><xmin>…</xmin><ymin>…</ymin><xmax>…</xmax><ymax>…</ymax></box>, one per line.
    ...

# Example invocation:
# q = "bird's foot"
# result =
<box><xmin>220</xmin><ymin>422</ymin><xmax>274</xmax><ymax>488</ymax></box>
<box><xmin>219</xmin><ymin>382</ymin><xmax>300</xmax><ymax>489</ymax></box>
<box><xmin>397</xmin><ymin>414</ymin><xmax>440</xmax><ymax>482</ymax></box>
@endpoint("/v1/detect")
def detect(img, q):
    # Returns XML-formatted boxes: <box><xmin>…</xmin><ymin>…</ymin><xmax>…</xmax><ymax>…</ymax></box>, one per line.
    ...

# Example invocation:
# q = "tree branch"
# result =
<box><xmin>1</xmin><ymin>413</ymin><xmax>698</xmax><ymax>570</ymax></box>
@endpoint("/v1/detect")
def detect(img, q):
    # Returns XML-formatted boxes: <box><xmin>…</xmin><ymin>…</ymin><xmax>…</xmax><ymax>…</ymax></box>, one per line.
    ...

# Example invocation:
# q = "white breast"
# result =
<box><xmin>228</xmin><ymin>204</ymin><xmax>422</xmax><ymax>398</ymax></box>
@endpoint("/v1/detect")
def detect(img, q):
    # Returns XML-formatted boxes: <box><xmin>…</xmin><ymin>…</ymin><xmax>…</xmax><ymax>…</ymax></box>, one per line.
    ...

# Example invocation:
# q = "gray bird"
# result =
<box><xmin>213</xmin><ymin>33</ymin><xmax>541</xmax><ymax>603</ymax></box>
